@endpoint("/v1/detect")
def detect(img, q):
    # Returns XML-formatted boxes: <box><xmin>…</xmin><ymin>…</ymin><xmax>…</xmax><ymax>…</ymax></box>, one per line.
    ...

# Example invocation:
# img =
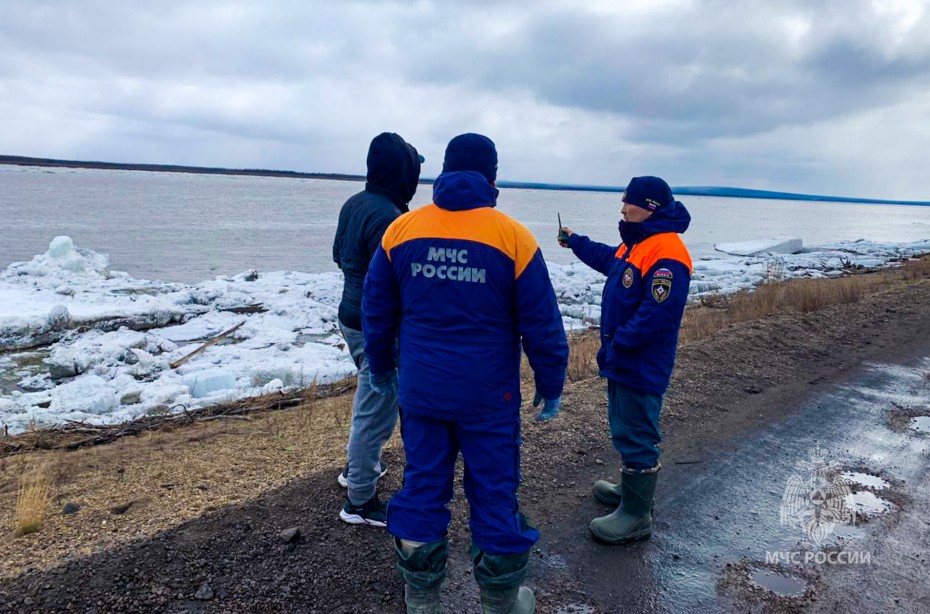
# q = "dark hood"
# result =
<box><xmin>619</xmin><ymin>199</ymin><xmax>691</xmax><ymax>245</ymax></box>
<box><xmin>365</xmin><ymin>132</ymin><xmax>422</xmax><ymax>211</ymax></box>
<box><xmin>432</xmin><ymin>171</ymin><xmax>499</xmax><ymax>211</ymax></box>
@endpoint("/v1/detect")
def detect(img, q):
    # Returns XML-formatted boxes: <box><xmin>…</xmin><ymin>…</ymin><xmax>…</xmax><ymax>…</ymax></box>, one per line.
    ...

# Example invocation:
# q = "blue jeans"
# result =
<box><xmin>607</xmin><ymin>379</ymin><xmax>663</xmax><ymax>471</ymax></box>
<box><xmin>388</xmin><ymin>411</ymin><xmax>538</xmax><ymax>555</ymax></box>
<box><xmin>340</xmin><ymin>323</ymin><xmax>399</xmax><ymax>505</ymax></box>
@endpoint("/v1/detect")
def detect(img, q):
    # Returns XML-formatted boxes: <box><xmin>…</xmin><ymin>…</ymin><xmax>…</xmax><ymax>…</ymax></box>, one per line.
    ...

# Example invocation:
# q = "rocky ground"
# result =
<box><xmin>2</xmin><ymin>268</ymin><xmax>930</xmax><ymax>613</ymax></box>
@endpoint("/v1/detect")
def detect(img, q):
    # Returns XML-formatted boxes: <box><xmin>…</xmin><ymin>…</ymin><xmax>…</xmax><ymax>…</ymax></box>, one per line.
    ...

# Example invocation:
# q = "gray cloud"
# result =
<box><xmin>402</xmin><ymin>1</ymin><xmax>930</xmax><ymax>142</ymax></box>
<box><xmin>1</xmin><ymin>0</ymin><xmax>928</xmax><ymax>198</ymax></box>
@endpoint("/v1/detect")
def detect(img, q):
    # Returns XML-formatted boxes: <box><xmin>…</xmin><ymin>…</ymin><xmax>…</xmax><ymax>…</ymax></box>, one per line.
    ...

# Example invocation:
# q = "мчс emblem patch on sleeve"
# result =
<box><xmin>622</xmin><ymin>267</ymin><xmax>634</xmax><ymax>288</ymax></box>
<box><xmin>651</xmin><ymin>269</ymin><xmax>673</xmax><ymax>303</ymax></box>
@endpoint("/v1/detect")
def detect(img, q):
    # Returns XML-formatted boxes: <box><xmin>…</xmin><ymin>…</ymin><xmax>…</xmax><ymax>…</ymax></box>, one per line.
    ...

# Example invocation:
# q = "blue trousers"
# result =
<box><xmin>387</xmin><ymin>411</ymin><xmax>538</xmax><ymax>555</ymax></box>
<box><xmin>608</xmin><ymin>379</ymin><xmax>663</xmax><ymax>471</ymax></box>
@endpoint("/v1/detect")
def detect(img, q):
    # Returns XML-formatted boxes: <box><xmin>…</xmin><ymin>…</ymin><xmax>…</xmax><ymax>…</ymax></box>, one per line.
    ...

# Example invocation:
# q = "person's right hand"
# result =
<box><xmin>533</xmin><ymin>391</ymin><xmax>562</xmax><ymax>421</ymax></box>
<box><xmin>558</xmin><ymin>227</ymin><xmax>573</xmax><ymax>248</ymax></box>
<box><xmin>369</xmin><ymin>370</ymin><xmax>398</xmax><ymax>396</ymax></box>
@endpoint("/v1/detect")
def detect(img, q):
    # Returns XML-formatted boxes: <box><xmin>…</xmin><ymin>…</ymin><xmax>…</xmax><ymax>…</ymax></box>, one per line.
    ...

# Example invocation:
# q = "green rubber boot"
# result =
<box><xmin>472</xmin><ymin>546</ymin><xmax>535</xmax><ymax>614</ymax></box>
<box><xmin>592</xmin><ymin>479</ymin><xmax>622</xmax><ymax>506</ymax></box>
<box><xmin>394</xmin><ymin>538</ymin><xmax>448</xmax><ymax>614</ymax></box>
<box><xmin>479</xmin><ymin>585</ymin><xmax>535</xmax><ymax>614</ymax></box>
<box><xmin>589</xmin><ymin>468</ymin><xmax>658</xmax><ymax>544</ymax></box>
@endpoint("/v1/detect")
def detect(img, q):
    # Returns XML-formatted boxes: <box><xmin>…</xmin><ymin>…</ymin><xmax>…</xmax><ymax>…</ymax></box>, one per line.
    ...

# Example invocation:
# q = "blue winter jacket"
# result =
<box><xmin>363</xmin><ymin>170</ymin><xmax>568</xmax><ymax>420</ymax></box>
<box><xmin>568</xmin><ymin>201</ymin><xmax>693</xmax><ymax>395</ymax></box>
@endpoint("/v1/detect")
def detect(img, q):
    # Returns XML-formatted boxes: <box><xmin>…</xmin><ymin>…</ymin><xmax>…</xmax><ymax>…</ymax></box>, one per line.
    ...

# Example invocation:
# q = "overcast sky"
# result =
<box><xmin>1</xmin><ymin>0</ymin><xmax>928</xmax><ymax>199</ymax></box>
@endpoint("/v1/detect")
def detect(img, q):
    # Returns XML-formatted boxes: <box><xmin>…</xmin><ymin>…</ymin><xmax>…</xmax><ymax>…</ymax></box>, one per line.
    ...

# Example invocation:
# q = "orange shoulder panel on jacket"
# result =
<box><xmin>381</xmin><ymin>204</ymin><xmax>539</xmax><ymax>278</ymax></box>
<box><xmin>615</xmin><ymin>245</ymin><xmax>628</xmax><ymax>259</ymax></box>
<box><xmin>627</xmin><ymin>233</ymin><xmax>693</xmax><ymax>274</ymax></box>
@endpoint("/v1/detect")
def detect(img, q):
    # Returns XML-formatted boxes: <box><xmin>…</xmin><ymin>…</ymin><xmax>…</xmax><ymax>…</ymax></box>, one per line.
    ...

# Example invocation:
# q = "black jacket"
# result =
<box><xmin>332</xmin><ymin>132</ymin><xmax>421</xmax><ymax>330</ymax></box>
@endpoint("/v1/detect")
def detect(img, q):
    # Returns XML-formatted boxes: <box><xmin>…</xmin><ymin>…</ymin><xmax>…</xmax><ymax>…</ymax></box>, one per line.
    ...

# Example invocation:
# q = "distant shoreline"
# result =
<box><xmin>0</xmin><ymin>155</ymin><xmax>368</xmax><ymax>183</ymax></box>
<box><xmin>2</xmin><ymin>154</ymin><xmax>928</xmax><ymax>206</ymax></box>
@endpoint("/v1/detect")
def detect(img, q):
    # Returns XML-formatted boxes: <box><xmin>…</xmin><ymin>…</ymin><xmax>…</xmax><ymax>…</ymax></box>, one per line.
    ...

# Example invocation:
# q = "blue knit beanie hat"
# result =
<box><xmin>623</xmin><ymin>176</ymin><xmax>674</xmax><ymax>211</ymax></box>
<box><xmin>442</xmin><ymin>133</ymin><xmax>498</xmax><ymax>183</ymax></box>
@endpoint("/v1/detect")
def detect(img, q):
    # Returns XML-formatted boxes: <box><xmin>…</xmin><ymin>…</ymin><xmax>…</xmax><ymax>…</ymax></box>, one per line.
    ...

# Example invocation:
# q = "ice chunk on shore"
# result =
<box><xmin>49</xmin><ymin>236</ymin><xmax>74</xmax><ymax>259</ymax></box>
<box><xmin>46</xmin><ymin>235</ymin><xmax>89</xmax><ymax>273</ymax></box>
<box><xmin>47</xmin><ymin>304</ymin><xmax>71</xmax><ymax>328</ymax></box>
<box><xmin>4</xmin><ymin>235</ymin><xmax>111</xmax><ymax>283</ymax></box>
<box><xmin>140</xmin><ymin>383</ymin><xmax>190</xmax><ymax>406</ymax></box>
<box><xmin>262</xmin><ymin>378</ymin><xmax>284</xmax><ymax>393</ymax></box>
<box><xmin>4</xmin><ymin>236</ymin><xmax>930</xmax><ymax>434</ymax></box>
<box><xmin>715</xmin><ymin>237</ymin><xmax>803</xmax><ymax>256</ymax></box>
<box><xmin>50</xmin><ymin>375</ymin><xmax>117</xmax><ymax>415</ymax></box>
<box><xmin>183</xmin><ymin>369</ymin><xmax>237</xmax><ymax>398</ymax></box>
<box><xmin>46</xmin><ymin>329</ymin><xmax>156</xmax><ymax>379</ymax></box>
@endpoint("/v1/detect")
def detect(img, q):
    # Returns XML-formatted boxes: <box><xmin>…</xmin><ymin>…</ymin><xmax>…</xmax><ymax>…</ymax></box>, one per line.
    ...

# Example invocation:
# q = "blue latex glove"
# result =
<box><xmin>533</xmin><ymin>391</ymin><xmax>562</xmax><ymax>421</ymax></box>
<box><xmin>369</xmin><ymin>370</ymin><xmax>398</xmax><ymax>396</ymax></box>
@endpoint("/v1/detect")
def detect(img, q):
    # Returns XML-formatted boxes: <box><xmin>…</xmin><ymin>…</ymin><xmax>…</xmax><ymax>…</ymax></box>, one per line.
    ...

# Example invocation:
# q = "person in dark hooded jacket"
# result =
<box><xmin>559</xmin><ymin>175</ymin><xmax>692</xmax><ymax>545</ymax></box>
<box><xmin>332</xmin><ymin>132</ymin><xmax>422</xmax><ymax>527</ymax></box>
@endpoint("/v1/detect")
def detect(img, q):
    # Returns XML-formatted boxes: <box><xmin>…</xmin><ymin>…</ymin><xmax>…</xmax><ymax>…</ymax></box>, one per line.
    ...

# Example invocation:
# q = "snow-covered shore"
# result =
<box><xmin>2</xmin><ymin>236</ymin><xmax>929</xmax><ymax>434</ymax></box>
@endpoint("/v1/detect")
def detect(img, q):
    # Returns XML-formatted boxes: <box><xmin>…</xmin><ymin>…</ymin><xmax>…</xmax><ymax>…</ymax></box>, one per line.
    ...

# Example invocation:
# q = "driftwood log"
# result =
<box><xmin>169</xmin><ymin>321</ymin><xmax>245</xmax><ymax>369</ymax></box>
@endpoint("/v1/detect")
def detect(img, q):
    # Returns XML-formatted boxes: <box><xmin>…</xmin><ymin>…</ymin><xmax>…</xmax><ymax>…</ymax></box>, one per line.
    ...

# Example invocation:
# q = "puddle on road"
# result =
<box><xmin>910</xmin><ymin>416</ymin><xmax>930</xmax><ymax>433</ymax></box>
<box><xmin>546</xmin><ymin>553</ymin><xmax>568</xmax><ymax>570</ymax></box>
<box><xmin>841</xmin><ymin>471</ymin><xmax>890</xmax><ymax>490</ymax></box>
<box><xmin>554</xmin><ymin>605</ymin><xmax>595</xmax><ymax>614</ymax></box>
<box><xmin>749</xmin><ymin>568</ymin><xmax>806</xmax><ymax>597</ymax></box>
<box><xmin>848</xmin><ymin>491</ymin><xmax>893</xmax><ymax>515</ymax></box>
<box><xmin>830</xmin><ymin>524</ymin><xmax>867</xmax><ymax>540</ymax></box>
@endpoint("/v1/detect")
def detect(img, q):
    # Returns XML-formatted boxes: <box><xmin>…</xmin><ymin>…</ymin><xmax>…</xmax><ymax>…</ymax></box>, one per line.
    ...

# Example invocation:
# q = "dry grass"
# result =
<box><xmin>301</xmin><ymin>379</ymin><xmax>353</xmax><ymax>431</ymax></box>
<box><xmin>0</xmin><ymin>388</ymin><xmax>365</xmax><ymax>579</ymax></box>
<box><xmin>298</xmin><ymin>377</ymin><xmax>321</xmax><ymax>433</ymax></box>
<box><xmin>681</xmin><ymin>255</ymin><xmax>930</xmax><ymax>344</ymax></box>
<box><xmin>14</xmin><ymin>460</ymin><xmax>54</xmax><ymax>536</ymax></box>
<box><xmin>566</xmin><ymin>332</ymin><xmax>600</xmax><ymax>382</ymax></box>
<box><xmin>899</xmin><ymin>254</ymin><xmax>930</xmax><ymax>281</ymax></box>
<box><xmin>520</xmin><ymin>331</ymin><xmax>601</xmax><ymax>387</ymax></box>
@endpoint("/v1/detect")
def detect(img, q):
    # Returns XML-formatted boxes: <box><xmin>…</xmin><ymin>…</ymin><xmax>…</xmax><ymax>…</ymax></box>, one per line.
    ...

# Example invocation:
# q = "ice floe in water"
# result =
<box><xmin>715</xmin><ymin>236</ymin><xmax>803</xmax><ymax>256</ymax></box>
<box><xmin>830</xmin><ymin>524</ymin><xmax>866</xmax><ymax>541</ymax></box>
<box><xmin>848</xmin><ymin>491</ymin><xmax>893</xmax><ymax>515</ymax></box>
<box><xmin>910</xmin><ymin>416</ymin><xmax>930</xmax><ymax>433</ymax></box>
<box><xmin>841</xmin><ymin>472</ymin><xmax>891</xmax><ymax>490</ymax></box>
<box><xmin>1</xmin><ymin>235</ymin><xmax>930</xmax><ymax>433</ymax></box>
<box><xmin>749</xmin><ymin>568</ymin><xmax>806</xmax><ymax>597</ymax></box>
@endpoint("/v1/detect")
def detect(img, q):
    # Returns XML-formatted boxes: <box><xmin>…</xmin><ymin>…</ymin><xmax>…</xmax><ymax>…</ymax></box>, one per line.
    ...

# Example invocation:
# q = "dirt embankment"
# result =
<box><xmin>2</xmin><ymin>265</ymin><xmax>930</xmax><ymax>612</ymax></box>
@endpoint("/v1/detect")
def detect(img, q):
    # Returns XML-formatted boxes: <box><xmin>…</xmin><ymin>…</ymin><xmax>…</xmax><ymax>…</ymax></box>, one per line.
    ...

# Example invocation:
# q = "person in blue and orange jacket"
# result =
<box><xmin>559</xmin><ymin>176</ymin><xmax>692</xmax><ymax>546</ymax></box>
<box><xmin>363</xmin><ymin>133</ymin><xmax>568</xmax><ymax>614</ymax></box>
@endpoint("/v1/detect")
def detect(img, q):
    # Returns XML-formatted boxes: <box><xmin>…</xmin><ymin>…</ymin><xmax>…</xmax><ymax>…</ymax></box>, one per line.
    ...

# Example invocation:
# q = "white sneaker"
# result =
<box><xmin>338</xmin><ymin>461</ymin><xmax>388</xmax><ymax>488</ymax></box>
<box><xmin>339</xmin><ymin>495</ymin><xmax>388</xmax><ymax>527</ymax></box>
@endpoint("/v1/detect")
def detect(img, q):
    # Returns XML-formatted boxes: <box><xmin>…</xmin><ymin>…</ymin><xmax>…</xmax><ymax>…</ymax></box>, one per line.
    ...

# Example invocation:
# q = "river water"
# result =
<box><xmin>3</xmin><ymin>165</ymin><xmax>929</xmax><ymax>283</ymax></box>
